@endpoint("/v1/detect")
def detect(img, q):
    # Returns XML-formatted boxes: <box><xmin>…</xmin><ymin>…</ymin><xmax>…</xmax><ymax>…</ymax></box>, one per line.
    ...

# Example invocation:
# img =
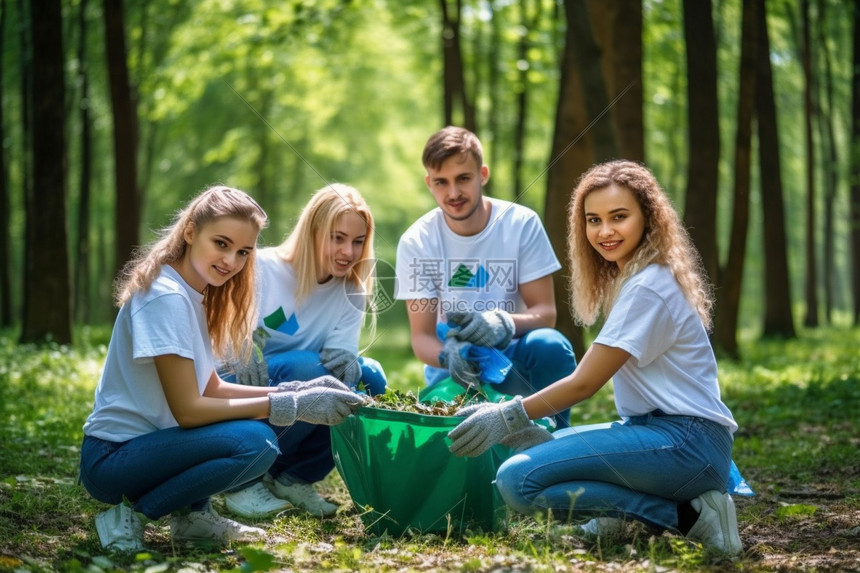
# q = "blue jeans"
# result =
<box><xmin>494</xmin><ymin>412</ymin><xmax>734</xmax><ymax>531</ymax></box>
<box><xmin>425</xmin><ymin>328</ymin><xmax>577</xmax><ymax>428</ymax></box>
<box><xmin>264</xmin><ymin>350</ymin><xmax>387</xmax><ymax>484</ymax></box>
<box><xmin>79</xmin><ymin>420</ymin><xmax>279</xmax><ymax>519</ymax></box>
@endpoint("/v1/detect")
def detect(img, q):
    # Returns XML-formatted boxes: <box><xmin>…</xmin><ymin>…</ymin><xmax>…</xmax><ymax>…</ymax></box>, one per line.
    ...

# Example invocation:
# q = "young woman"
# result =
<box><xmin>447</xmin><ymin>160</ymin><xmax>742</xmax><ymax>556</ymax></box>
<box><xmin>79</xmin><ymin>186</ymin><xmax>364</xmax><ymax>552</ymax></box>
<box><xmin>222</xmin><ymin>183</ymin><xmax>387</xmax><ymax>519</ymax></box>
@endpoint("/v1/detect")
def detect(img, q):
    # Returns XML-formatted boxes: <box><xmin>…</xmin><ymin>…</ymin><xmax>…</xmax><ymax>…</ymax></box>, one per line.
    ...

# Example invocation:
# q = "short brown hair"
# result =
<box><xmin>422</xmin><ymin>126</ymin><xmax>484</xmax><ymax>170</ymax></box>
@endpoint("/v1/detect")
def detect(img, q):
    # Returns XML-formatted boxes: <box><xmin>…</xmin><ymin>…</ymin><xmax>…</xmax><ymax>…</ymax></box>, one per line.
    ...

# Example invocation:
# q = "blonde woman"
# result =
<box><xmin>448</xmin><ymin>161</ymin><xmax>742</xmax><ymax>556</ymax></box>
<box><xmin>223</xmin><ymin>183</ymin><xmax>386</xmax><ymax>519</ymax></box>
<box><xmin>80</xmin><ymin>186</ymin><xmax>364</xmax><ymax>552</ymax></box>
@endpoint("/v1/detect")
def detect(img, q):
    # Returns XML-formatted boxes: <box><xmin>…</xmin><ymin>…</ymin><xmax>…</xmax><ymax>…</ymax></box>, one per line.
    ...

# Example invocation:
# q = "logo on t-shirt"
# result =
<box><xmin>447</xmin><ymin>260</ymin><xmax>517</xmax><ymax>293</ymax></box>
<box><xmin>263</xmin><ymin>307</ymin><xmax>299</xmax><ymax>335</ymax></box>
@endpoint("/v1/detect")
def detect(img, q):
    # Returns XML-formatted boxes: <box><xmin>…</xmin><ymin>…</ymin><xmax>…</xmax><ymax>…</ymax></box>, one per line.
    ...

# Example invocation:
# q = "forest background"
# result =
<box><xmin>3</xmin><ymin>0</ymin><xmax>860</xmax><ymax>358</ymax></box>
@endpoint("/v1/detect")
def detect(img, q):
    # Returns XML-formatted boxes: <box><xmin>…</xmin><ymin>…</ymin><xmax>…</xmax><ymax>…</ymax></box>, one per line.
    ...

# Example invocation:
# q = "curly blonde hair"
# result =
<box><xmin>114</xmin><ymin>185</ymin><xmax>268</xmax><ymax>360</ymax></box>
<box><xmin>567</xmin><ymin>160</ymin><xmax>714</xmax><ymax>330</ymax></box>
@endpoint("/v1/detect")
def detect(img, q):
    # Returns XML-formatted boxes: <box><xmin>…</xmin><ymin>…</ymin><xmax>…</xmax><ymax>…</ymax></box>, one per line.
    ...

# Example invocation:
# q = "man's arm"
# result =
<box><xmin>512</xmin><ymin>274</ymin><xmax>558</xmax><ymax>337</ymax></box>
<box><xmin>405</xmin><ymin>298</ymin><xmax>444</xmax><ymax>367</ymax></box>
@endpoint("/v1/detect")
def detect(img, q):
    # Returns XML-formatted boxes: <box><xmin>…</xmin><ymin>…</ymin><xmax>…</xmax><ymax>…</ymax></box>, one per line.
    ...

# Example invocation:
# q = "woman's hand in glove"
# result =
<box><xmin>276</xmin><ymin>375</ymin><xmax>352</xmax><ymax>393</ymax></box>
<box><xmin>319</xmin><ymin>348</ymin><xmax>362</xmax><ymax>386</ymax></box>
<box><xmin>268</xmin><ymin>387</ymin><xmax>366</xmax><ymax>426</ymax></box>
<box><xmin>448</xmin><ymin>396</ymin><xmax>532</xmax><ymax>457</ymax></box>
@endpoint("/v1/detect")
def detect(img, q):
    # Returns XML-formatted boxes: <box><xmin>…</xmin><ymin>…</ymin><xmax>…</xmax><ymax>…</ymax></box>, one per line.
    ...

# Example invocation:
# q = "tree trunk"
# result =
<box><xmin>801</xmin><ymin>0</ymin><xmax>819</xmax><ymax>327</ymax></box>
<box><xmin>75</xmin><ymin>0</ymin><xmax>92</xmax><ymax>324</ymax></box>
<box><xmin>512</xmin><ymin>0</ymin><xmax>543</xmax><ymax>200</ymax></box>
<box><xmin>104</xmin><ymin>0</ymin><xmax>140</xmax><ymax>282</ymax></box>
<box><xmin>682</xmin><ymin>0</ymin><xmax>720</xmax><ymax>286</ymax></box>
<box><xmin>20</xmin><ymin>0</ymin><xmax>72</xmax><ymax>344</ymax></box>
<box><xmin>852</xmin><ymin>0</ymin><xmax>860</xmax><ymax>326</ymax></box>
<box><xmin>815</xmin><ymin>0</ymin><xmax>838</xmax><ymax>324</ymax></box>
<box><xmin>713</xmin><ymin>0</ymin><xmax>757</xmax><ymax>358</ymax></box>
<box><xmin>439</xmin><ymin>0</ymin><xmax>476</xmax><ymax>133</ymax></box>
<box><xmin>0</xmin><ymin>0</ymin><xmax>11</xmax><ymax>327</ymax></box>
<box><xmin>589</xmin><ymin>0</ymin><xmax>644</xmax><ymax>161</ymax></box>
<box><xmin>566</xmin><ymin>0</ymin><xmax>617</xmax><ymax>160</ymax></box>
<box><xmin>756</xmin><ymin>0</ymin><xmax>796</xmax><ymax>339</ymax></box>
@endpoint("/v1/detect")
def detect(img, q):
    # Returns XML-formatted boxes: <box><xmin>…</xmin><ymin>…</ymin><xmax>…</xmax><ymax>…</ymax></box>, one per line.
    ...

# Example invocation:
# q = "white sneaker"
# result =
<box><xmin>577</xmin><ymin>516</ymin><xmax>625</xmax><ymax>538</ymax></box>
<box><xmin>224</xmin><ymin>482</ymin><xmax>290</xmax><ymax>518</ymax></box>
<box><xmin>267</xmin><ymin>477</ymin><xmax>338</xmax><ymax>517</ymax></box>
<box><xmin>95</xmin><ymin>503</ymin><xmax>144</xmax><ymax>552</ymax></box>
<box><xmin>686</xmin><ymin>490</ymin><xmax>742</xmax><ymax>556</ymax></box>
<box><xmin>170</xmin><ymin>505</ymin><xmax>265</xmax><ymax>543</ymax></box>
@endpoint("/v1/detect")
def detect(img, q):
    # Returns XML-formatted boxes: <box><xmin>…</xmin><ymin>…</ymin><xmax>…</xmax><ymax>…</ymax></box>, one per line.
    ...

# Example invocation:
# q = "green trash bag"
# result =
<box><xmin>330</xmin><ymin>404</ymin><xmax>510</xmax><ymax>536</ymax></box>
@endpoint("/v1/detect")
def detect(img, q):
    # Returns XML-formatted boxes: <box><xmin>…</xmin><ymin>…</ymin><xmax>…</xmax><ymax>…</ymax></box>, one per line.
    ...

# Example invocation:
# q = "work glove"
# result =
<box><xmin>446</xmin><ymin>310</ymin><xmax>515</xmax><ymax>349</ymax></box>
<box><xmin>498</xmin><ymin>424</ymin><xmax>554</xmax><ymax>453</ymax></box>
<box><xmin>268</xmin><ymin>387</ymin><xmax>366</xmax><ymax>426</ymax></box>
<box><xmin>231</xmin><ymin>329</ymin><xmax>270</xmax><ymax>386</ymax></box>
<box><xmin>447</xmin><ymin>396</ymin><xmax>531</xmax><ymax>457</ymax></box>
<box><xmin>439</xmin><ymin>337</ymin><xmax>481</xmax><ymax>390</ymax></box>
<box><xmin>319</xmin><ymin>348</ymin><xmax>362</xmax><ymax>386</ymax></box>
<box><xmin>276</xmin><ymin>375</ymin><xmax>352</xmax><ymax>394</ymax></box>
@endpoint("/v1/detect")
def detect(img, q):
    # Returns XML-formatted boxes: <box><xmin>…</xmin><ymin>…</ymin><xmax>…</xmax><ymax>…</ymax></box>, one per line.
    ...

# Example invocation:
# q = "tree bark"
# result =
<box><xmin>439</xmin><ymin>0</ymin><xmax>476</xmax><ymax>132</ymax></box>
<box><xmin>756</xmin><ymin>0</ymin><xmax>796</xmax><ymax>339</ymax></box>
<box><xmin>0</xmin><ymin>0</ymin><xmax>11</xmax><ymax>327</ymax></box>
<box><xmin>852</xmin><ymin>0</ymin><xmax>860</xmax><ymax>325</ymax></box>
<box><xmin>104</xmin><ymin>0</ymin><xmax>140</xmax><ymax>282</ymax></box>
<box><xmin>682</xmin><ymin>0</ymin><xmax>720</xmax><ymax>286</ymax></box>
<box><xmin>713</xmin><ymin>0</ymin><xmax>757</xmax><ymax>358</ymax></box>
<box><xmin>801</xmin><ymin>0</ymin><xmax>819</xmax><ymax>327</ymax></box>
<box><xmin>75</xmin><ymin>0</ymin><xmax>92</xmax><ymax>323</ymax></box>
<box><xmin>20</xmin><ymin>0</ymin><xmax>72</xmax><ymax>344</ymax></box>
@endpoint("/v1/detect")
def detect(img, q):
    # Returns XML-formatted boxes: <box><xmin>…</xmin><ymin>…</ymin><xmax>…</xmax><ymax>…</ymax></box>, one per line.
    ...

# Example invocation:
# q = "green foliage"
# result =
<box><xmin>1</xmin><ymin>326</ymin><xmax>858</xmax><ymax>571</ymax></box>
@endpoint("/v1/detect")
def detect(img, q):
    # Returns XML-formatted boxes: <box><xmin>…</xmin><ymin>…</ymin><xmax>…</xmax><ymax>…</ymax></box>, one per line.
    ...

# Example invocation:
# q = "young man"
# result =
<box><xmin>394</xmin><ymin>126</ymin><xmax>577</xmax><ymax>428</ymax></box>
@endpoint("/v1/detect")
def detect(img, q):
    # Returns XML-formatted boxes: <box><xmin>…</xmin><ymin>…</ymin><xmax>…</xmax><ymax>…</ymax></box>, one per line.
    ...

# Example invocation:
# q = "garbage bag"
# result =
<box><xmin>331</xmin><ymin>405</ymin><xmax>509</xmax><ymax>536</ymax></box>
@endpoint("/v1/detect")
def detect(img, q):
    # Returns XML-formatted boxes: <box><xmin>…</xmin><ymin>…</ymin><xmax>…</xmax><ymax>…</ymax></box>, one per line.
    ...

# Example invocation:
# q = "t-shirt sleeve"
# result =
<box><xmin>130</xmin><ymin>293</ymin><xmax>198</xmax><ymax>362</ymax></box>
<box><xmin>593</xmin><ymin>284</ymin><xmax>677</xmax><ymax>367</ymax></box>
<box><xmin>517</xmin><ymin>213</ymin><xmax>561</xmax><ymax>284</ymax></box>
<box><xmin>395</xmin><ymin>230</ymin><xmax>442</xmax><ymax>300</ymax></box>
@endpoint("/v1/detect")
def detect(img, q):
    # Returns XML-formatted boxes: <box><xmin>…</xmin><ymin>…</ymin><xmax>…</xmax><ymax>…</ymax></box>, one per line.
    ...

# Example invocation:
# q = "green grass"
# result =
<box><xmin>1</xmin><ymin>324</ymin><xmax>859</xmax><ymax>571</ymax></box>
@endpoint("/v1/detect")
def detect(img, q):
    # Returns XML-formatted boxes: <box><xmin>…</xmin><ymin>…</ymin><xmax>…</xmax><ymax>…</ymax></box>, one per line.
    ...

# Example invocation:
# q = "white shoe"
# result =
<box><xmin>577</xmin><ymin>516</ymin><xmax>625</xmax><ymax>538</ymax></box>
<box><xmin>224</xmin><ymin>482</ymin><xmax>290</xmax><ymax>518</ymax></box>
<box><xmin>95</xmin><ymin>503</ymin><xmax>144</xmax><ymax>552</ymax></box>
<box><xmin>170</xmin><ymin>505</ymin><xmax>265</xmax><ymax>543</ymax></box>
<box><xmin>267</xmin><ymin>477</ymin><xmax>338</xmax><ymax>517</ymax></box>
<box><xmin>686</xmin><ymin>490</ymin><xmax>742</xmax><ymax>556</ymax></box>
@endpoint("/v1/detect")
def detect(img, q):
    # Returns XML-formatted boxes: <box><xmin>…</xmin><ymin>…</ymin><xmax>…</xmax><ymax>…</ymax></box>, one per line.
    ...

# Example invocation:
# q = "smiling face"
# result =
<box><xmin>317</xmin><ymin>210</ymin><xmax>368</xmax><ymax>283</ymax></box>
<box><xmin>583</xmin><ymin>184</ymin><xmax>647</xmax><ymax>271</ymax></box>
<box><xmin>175</xmin><ymin>215</ymin><xmax>259</xmax><ymax>293</ymax></box>
<box><xmin>424</xmin><ymin>152</ymin><xmax>490</xmax><ymax>235</ymax></box>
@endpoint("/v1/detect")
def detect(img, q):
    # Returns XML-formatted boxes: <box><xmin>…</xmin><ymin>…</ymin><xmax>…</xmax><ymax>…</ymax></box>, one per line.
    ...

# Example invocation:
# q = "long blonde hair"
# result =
<box><xmin>114</xmin><ymin>185</ymin><xmax>268</xmax><ymax>359</ymax></box>
<box><xmin>568</xmin><ymin>160</ymin><xmax>714</xmax><ymax>330</ymax></box>
<box><xmin>275</xmin><ymin>183</ymin><xmax>377</xmax><ymax>328</ymax></box>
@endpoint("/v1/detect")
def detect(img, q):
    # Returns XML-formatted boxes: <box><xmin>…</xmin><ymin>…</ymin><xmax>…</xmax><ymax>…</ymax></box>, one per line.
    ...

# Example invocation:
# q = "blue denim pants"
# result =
<box><xmin>264</xmin><ymin>350</ymin><xmax>387</xmax><ymax>484</ymax></box>
<box><xmin>79</xmin><ymin>420</ymin><xmax>279</xmax><ymax>519</ymax></box>
<box><xmin>425</xmin><ymin>328</ymin><xmax>577</xmax><ymax>428</ymax></box>
<box><xmin>495</xmin><ymin>412</ymin><xmax>734</xmax><ymax>531</ymax></box>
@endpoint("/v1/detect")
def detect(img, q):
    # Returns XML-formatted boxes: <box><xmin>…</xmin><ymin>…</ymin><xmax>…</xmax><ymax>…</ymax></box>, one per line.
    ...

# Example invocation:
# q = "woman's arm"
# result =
<box><xmin>154</xmin><ymin>355</ymin><xmax>272</xmax><ymax>428</ymax></box>
<box><xmin>521</xmin><ymin>343</ymin><xmax>631</xmax><ymax>420</ymax></box>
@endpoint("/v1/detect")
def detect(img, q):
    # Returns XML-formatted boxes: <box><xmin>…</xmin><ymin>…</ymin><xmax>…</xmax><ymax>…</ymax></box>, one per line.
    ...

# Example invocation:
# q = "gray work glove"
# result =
<box><xmin>319</xmin><ymin>348</ymin><xmax>362</xmax><ymax>386</ymax></box>
<box><xmin>268</xmin><ymin>387</ymin><xmax>366</xmax><ymax>426</ymax></box>
<box><xmin>499</xmin><ymin>424</ymin><xmax>555</xmax><ymax>453</ymax></box>
<box><xmin>447</xmin><ymin>310</ymin><xmax>515</xmax><ymax>349</ymax></box>
<box><xmin>447</xmin><ymin>396</ymin><xmax>530</xmax><ymax>457</ymax></box>
<box><xmin>231</xmin><ymin>330</ymin><xmax>269</xmax><ymax>386</ymax></box>
<box><xmin>276</xmin><ymin>375</ymin><xmax>352</xmax><ymax>393</ymax></box>
<box><xmin>439</xmin><ymin>338</ymin><xmax>481</xmax><ymax>390</ymax></box>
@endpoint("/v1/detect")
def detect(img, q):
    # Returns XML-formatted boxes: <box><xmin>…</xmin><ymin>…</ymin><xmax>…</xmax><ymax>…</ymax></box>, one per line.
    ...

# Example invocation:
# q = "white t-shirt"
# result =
<box><xmin>593</xmin><ymin>264</ymin><xmax>737</xmax><ymax>432</ymax></box>
<box><xmin>394</xmin><ymin>197</ymin><xmax>560</xmax><ymax>321</ymax></box>
<box><xmin>83</xmin><ymin>265</ymin><xmax>215</xmax><ymax>442</ymax></box>
<box><xmin>255</xmin><ymin>248</ymin><xmax>364</xmax><ymax>358</ymax></box>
